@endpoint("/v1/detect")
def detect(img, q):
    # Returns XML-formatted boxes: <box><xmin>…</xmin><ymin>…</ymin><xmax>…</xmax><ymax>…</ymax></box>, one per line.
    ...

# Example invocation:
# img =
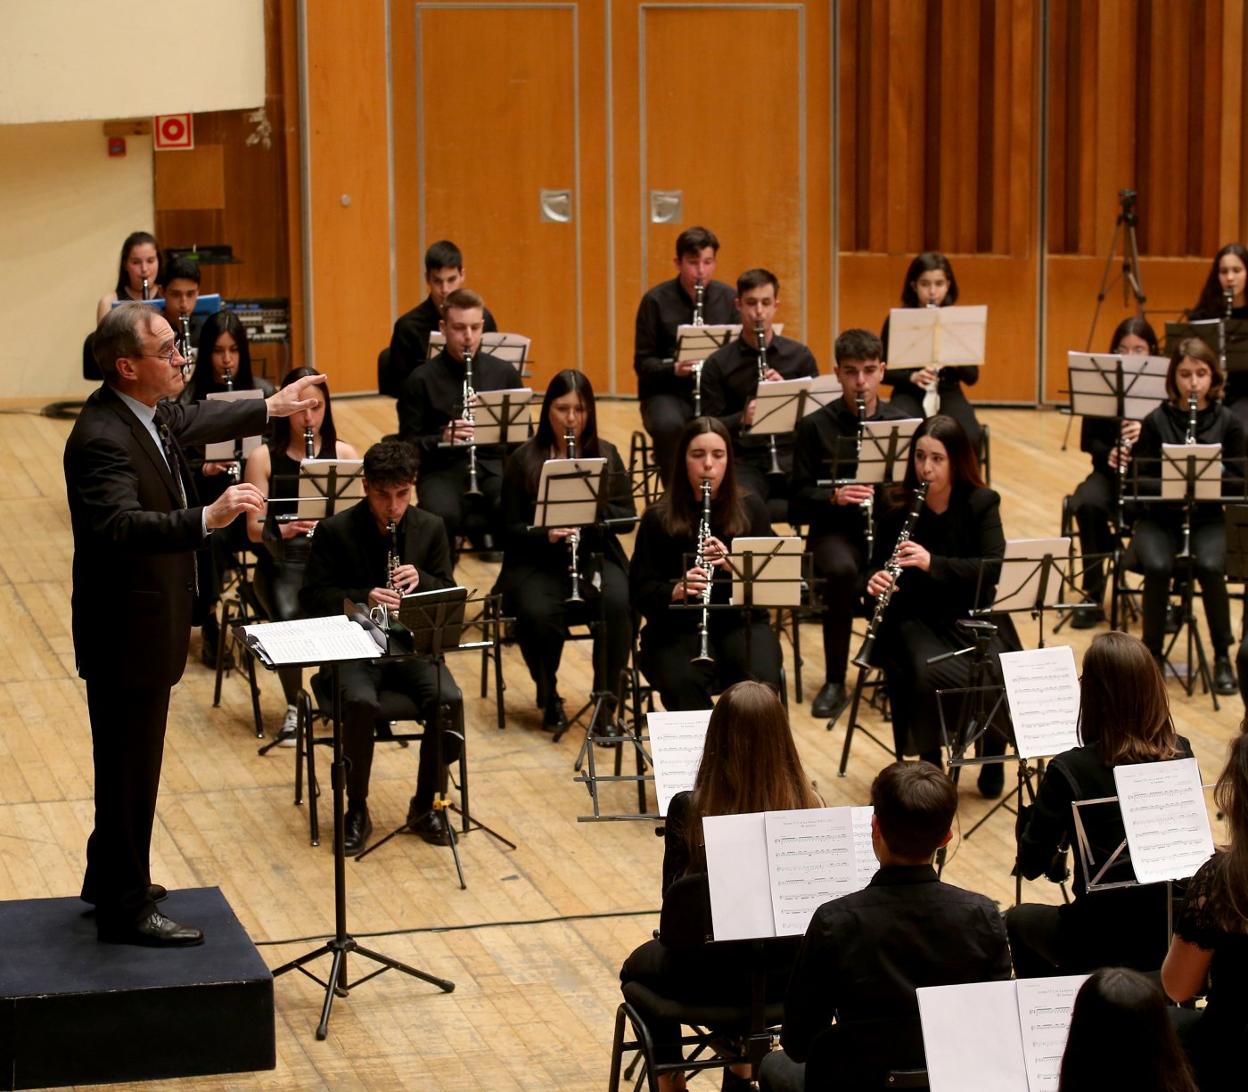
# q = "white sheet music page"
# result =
<box><xmin>703</xmin><ymin>812</ymin><xmax>774</xmax><ymax>941</ymax></box>
<box><xmin>1113</xmin><ymin>757</ymin><xmax>1214</xmax><ymax>883</ymax></box>
<box><xmin>850</xmin><ymin>806</ymin><xmax>879</xmax><ymax>888</ymax></box>
<box><xmin>1000</xmin><ymin>647</ymin><xmax>1081</xmax><ymax>759</ymax></box>
<box><xmin>918</xmin><ymin>980</ymin><xmax>1029</xmax><ymax>1092</ymax></box>
<box><xmin>764</xmin><ymin>808</ymin><xmax>858</xmax><ymax>937</ymax></box>
<box><xmin>240</xmin><ymin>615</ymin><xmax>381</xmax><ymax>665</ymax></box>
<box><xmin>647</xmin><ymin>710</ymin><xmax>711</xmax><ymax>817</ymax></box>
<box><xmin>204</xmin><ymin>388</ymin><xmax>265</xmax><ymax>461</ymax></box>
<box><xmin>1015</xmin><ymin>975</ymin><xmax>1088</xmax><ymax>1092</ymax></box>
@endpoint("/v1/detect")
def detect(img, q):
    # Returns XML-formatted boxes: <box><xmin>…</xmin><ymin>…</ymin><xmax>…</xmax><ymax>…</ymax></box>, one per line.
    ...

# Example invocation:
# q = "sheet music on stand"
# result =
<box><xmin>240</xmin><ymin>614</ymin><xmax>384</xmax><ymax>666</ymax></box>
<box><xmin>746</xmin><ymin>378</ymin><xmax>813</xmax><ymax>437</ymax></box>
<box><xmin>1065</xmin><ymin>352</ymin><xmax>1168</xmax><ymax>420</ymax></box>
<box><xmin>427</xmin><ymin>330</ymin><xmax>533</xmax><ymax>374</ymax></box>
<box><xmin>703</xmin><ymin>806</ymin><xmax>878</xmax><ymax>941</ymax></box>
<box><xmin>531</xmin><ymin>456</ymin><xmax>608</xmax><ymax>530</ymax></box>
<box><xmin>728</xmin><ymin>536</ymin><xmax>804</xmax><ymax>607</ymax></box>
<box><xmin>888</xmin><ymin>305</ymin><xmax>988</xmax><ymax>368</ymax></box>
<box><xmin>466</xmin><ymin>388</ymin><xmax>533</xmax><ymax>446</ymax></box>
<box><xmin>798</xmin><ymin>373</ymin><xmax>843</xmax><ymax>415</ymax></box>
<box><xmin>1164</xmin><ymin>319</ymin><xmax>1248</xmax><ymax>373</ymax></box>
<box><xmin>1160</xmin><ymin>443</ymin><xmax>1222</xmax><ymax>501</ymax></box>
<box><xmin>674</xmin><ymin>323</ymin><xmax>740</xmax><ymax>363</ymax></box>
<box><xmin>999</xmin><ymin>646</ymin><xmax>1081</xmax><ymax>760</ymax></box>
<box><xmin>1113</xmin><ymin>757</ymin><xmax>1214</xmax><ymax>885</ymax></box>
<box><xmin>918</xmin><ymin>975</ymin><xmax>1089</xmax><ymax>1092</ymax></box>
<box><xmin>647</xmin><ymin>709</ymin><xmax>711</xmax><ymax>816</ymax></box>
<box><xmin>287</xmin><ymin>458</ymin><xmax>365</xmax><ymax>521</ymax></box>
<box><xmin>821</xmin><ymin>418</ymin><xmax>923</xmax><ymax>486</ymax></box>
<box><xmin>203</xmin><ymin>387</ymin><xmax>265</xmax><ymax>463</ymax></box>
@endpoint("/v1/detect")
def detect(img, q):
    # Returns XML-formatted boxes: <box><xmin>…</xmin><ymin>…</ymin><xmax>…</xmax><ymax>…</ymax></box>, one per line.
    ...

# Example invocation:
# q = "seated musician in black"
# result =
<box><xmin>158</xmin><ymin>255</ymin><xmax>202</xmax><ymax>356</ymax></box>
<box><xmin>1069</xmin><ymin>316</ymin><xmax>1156</xmax><ymax>628</ymax></box>
<box><xmin>791</xmin><ymin>328</ymin><xmax>909</xmax><ymax>721</ymax></box>
<box><xmin>396</xmin><ymin>287</ymin><xmax>522</xmax><ymax>554</ymax></box>
<box><xmin>629</xmin><ymin>417</ymin><xmax>783</xmax><ymax>711</ymax></box>
<box><xmin>496</xmin><ymin>369</ymin><xmax>635</xmax><ymax>730</ymax></box>
<box><xmin>383</xmin><ymin>239</ymin><xmax>498</xmax><ymax>398</ymax></box>
<box><xmin>300</xmin><ymin>441</ymin><xmax>463</xmax><ymax>852</ymax></box>
<box><xmin>635</xmin><ymin>225</ymin><xmax>738</xmax><ymax>485</ymax></box>
<box><xmin>758</xmin><ymin>761</ymin><xmax>1012</xmax><ymax>1092</ymax></box>
<box><xmin>700</xmin><ymin>267</ymin><xmax>818</xmax><ymax>521</ymax></box>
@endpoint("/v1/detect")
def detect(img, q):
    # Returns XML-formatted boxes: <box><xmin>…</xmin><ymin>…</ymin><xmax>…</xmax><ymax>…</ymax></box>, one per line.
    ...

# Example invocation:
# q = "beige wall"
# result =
<box><xmin>0</xmin><ymin>122</ymin><xmax>154</xmax><ymax>399</ymax></box>
<box><xmin>0</xmin><ymin>0</ymin><xmax>265</xmax><ymax>124</ymax></box>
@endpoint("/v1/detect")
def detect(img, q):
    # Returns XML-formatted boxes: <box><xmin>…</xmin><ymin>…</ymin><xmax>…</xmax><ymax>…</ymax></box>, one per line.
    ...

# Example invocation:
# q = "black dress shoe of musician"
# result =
<box><xmin>83</xmin><ymin>884</ymin><xmax>168</xmax><ymax>907</ymax></box>
<box><xmin>977</xmin><ymin>763</ymin><xmax>1006</xmax><ymax>800</ymax></box>
<box><xmin>1214</xmin><ymin>656</ymin><xmax>1238</xmax><ymax>696</ymax></box>
<box><xmin>1069</xmin><ymin>602</ymin><xmax>1105</xmax><ymax>630</ymax></box>
<box><xmin>99</xmin><ymin>910</ymin><xmax>204</xmax><ymax>947</ymax></box>
<box><xmin>811</xmin><ymin>681</ymin><xmax>849</xmax><ymax>720</ymax></box>
<box><xmin>343</xmin><ymin>805</ymin><xmax>372</xmax><ymax>854</ymax></box>
<box><xmin>544</xmin><ymin>692</ymin><xmax>567</xmax><ymax>732</ymax></box>
<box><xmin>406</xmin><ymin>809</ymin><xmax>451</xmax><ymax>846</ymax></box>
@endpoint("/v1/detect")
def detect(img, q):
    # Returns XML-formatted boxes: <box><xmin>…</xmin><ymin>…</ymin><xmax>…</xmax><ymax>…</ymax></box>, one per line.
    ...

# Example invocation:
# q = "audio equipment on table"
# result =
<box><xmin>141</xmin><ymin>277</ymin><xmax>150</xmax><ymax>301</ymax></box>
<box><xmin>853</xmin><ymin>481</ymin><xmax>929</xmax><ymax>668</ymax></box>
<box><xmin>692</xmin><ymin>278</ymin><xmax>706</xmax><ymax>415</ymax></box>
<box><xmin>564</xmin><ymin>428</ymin><xmax>584</xmax><ymax>604</ymax></box>
<box><xmin>463</xmin><ymin>347</ymin><xmax>482</xmax><ymax>495</ymax></box>
<box><xmin>757</xmin><ymin>322</ymin><xmax>783</xmax><ymax>477</ymax></box>
<box><xmin>855</xmin><ymin>392</ymin><xmax>875</xmax><ymax>557</ymax></box>
<box><xmin>690</xmin><ymin>477</ymin><xmax>714</xmax><ymax>665</ymax></box>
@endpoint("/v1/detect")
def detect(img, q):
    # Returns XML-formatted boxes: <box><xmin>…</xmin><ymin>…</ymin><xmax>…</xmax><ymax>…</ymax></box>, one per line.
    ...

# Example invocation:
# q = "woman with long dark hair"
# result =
<box><xmin>620</xmin><ymin>682</ymin><xmax>821</xmax><ymax>1091</ymax></box>
<box><xmin>1190</xmin><ymin>242</ymin><xmax>1248</xmax><ymax>423</ymax></box>
<box><xmin>1163</xmin><ymin>725</ymin><xmax>1248</xmax><ymax>1092</ymax></box>
<box><xmin>629</xmin><ymin>417</ymin><xmax>782</xmax><ymax>710</ymax></box>
<box><xmin>1008</xmin><ymin>632</ymin><xmax>1193</xmax><ymax>978</ymax></box>
<box><xmin>1059</xmin><ymin>968</ymin><xmax>1197</xmax><ymax>1092</ymax></box>
<box><xmin>95</xmin><ymin>231</ymin><xmax>162</xmax><ymax>323</ymax></box>
<box><xmin>880</xmin><ymin>252</ymin><xmax>982</xmax><ymax>445</ymax></box>
<box><xmin>243</xmin><ymin>368</ymin><xmax>359</xmax><ymax>740</ymax></box>
<box><xmin>1126</xmin><ymin>337</ymin><xmax>1244</xmax><ymax>693</ymax></box>
<box><xmin>1069</xmin><ymin>316</ymin><xmax>1158</xmax><ymax>627</ymax></box>
<box><xmin>496</xmin><ymin>369</ymin><xmax>635</xmax><ymax>730</ymax></box>
<box><xmin>185</xmin><ymin>311</ymin><xmax>274</xmax><ymax>403</ymax></box>
<box><xmin>863</xmin><ymin>414</ymin><xmax>1017</xmax><ymax>795</ymax></box>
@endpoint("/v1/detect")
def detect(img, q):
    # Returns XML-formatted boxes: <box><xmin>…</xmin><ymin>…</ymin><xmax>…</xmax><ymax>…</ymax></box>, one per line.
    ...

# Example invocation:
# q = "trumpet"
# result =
<box><xmin>692</xmin><ymin>279</ymin><xmax>706</xmax><ymax>415</ymax></box>
<box><xmin>855</xmin><ymin>393</ymin><xmax>875</xmax><ymax>557</ymax></box>
<box><xmin>853</xmin><ymin>481</ymin><xmax>929</xmax><ymax>668</ymax></box>
<box><xmin>757</xmin><ymin>322</ymin><xmax>783</xmax><ymax>477</ymax></box>
<box><xmin>564</xmin><ymin>428</ymin><xmax>584</xmax><ymax>604</ymax></box>
<box><xmin>690</xmin><ymin>478</ymin><xmax>714</xmax><ymax>665</ymax></box>
<box><xmin>462</xmin><ymin>348</ymin><xmax>482</xmax><ymax>496</ymax></box>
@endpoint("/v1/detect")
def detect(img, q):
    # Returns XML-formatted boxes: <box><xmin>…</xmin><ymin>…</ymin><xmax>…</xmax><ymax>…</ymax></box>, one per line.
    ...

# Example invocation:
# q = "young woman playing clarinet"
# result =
<box><xmin>629</xmin><ymin>417</ymin><xmax>783</xmax><ymax>711</ymax></box>
<box><xmin>880</xmin><ymin>252</ymin><xmax>982</xmax><ymax>446</ymax></box>
<box><xmin>1126</xmin><ymin>337</ymin><xmax>1243</xmax><ymax>694</ymax></box>
<box><xmin>863</xmin><ymin>414</ymin><xmax>1018</xmax><ymax>796</ymax></box>
<box><xmin>1069</xmin><ymin>316</ymin><xmax>1157</xmax><ymax>628</ymax></box>
<box><xmin>1189</xmin><ymin>242</ymin><xmax>1248</xmax><ymax>425</ymax></box>
<box><xmin>496</xmin><ymin>370</ymin><xmax>635</xmax><ymax>731</ymax></box>
<box><xmin>244</xmin><ymin>368</ymin><xmax>359</xmax><ymax>741</ymax></box>
<box><xmin>95</xmin><ymin>231</ymin><xmax>162</xmax><ymax>323</ymax></box>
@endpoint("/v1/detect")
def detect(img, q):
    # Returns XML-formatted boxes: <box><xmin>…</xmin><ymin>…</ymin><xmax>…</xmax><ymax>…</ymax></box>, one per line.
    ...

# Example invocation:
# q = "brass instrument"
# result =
<box><xmin>855</xmin><ymin>393</ymin><xmax>875</xmax><ymax>557</ymax></box>
<box><xmin>462</xmin><ymin>348</ymin><xmax>482</xmax><ymax>495</ymax></box>
<box><xmin>564</xmin><ymin>428</ymin><xmax>584</xmax><ymax>603</ymax></box>
<box><xmin>757</xmin><ymin>322</ymin><xmax>783</xmax><ymax>476</ymax></box>
<box><xmin>853</xmin><ymin>481</ymin><xmax>929</xmax><ymax>668</ymax></box>
<box><xmin>692</xmin><ymin>278</ymin><xmax>706</xmax><ymax>415</ymax></box>
<box><xmin>690</xmin><ymin>478</ymin><xmax>714</xmax><ymax>664</ymax></box>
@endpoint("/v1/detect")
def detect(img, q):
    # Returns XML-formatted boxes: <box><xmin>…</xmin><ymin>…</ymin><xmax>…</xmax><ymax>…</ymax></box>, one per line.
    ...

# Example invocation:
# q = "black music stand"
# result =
<box><xmin>243</xmin><ymin>618</ymin><xmax>455</xmax><ymax>1040</ymax></box>
<box><xmin>1165</xmin><ymin>318</ymin><xmax>1248</xmax><ymax>375</ymax></box>
<box><xmin>275</xmin><ymin>459</ymin><xmax>366</xmax><ymax>527</ymax></box>
<box><xmin>970</xmin><ymin>538</ymin><xmax>1078</xmax><ymax>648</ymax></box>
<box><xmin>353</xmin><ymin>589</ymin><xmax>516</xmax><ymax>885</ymax></box>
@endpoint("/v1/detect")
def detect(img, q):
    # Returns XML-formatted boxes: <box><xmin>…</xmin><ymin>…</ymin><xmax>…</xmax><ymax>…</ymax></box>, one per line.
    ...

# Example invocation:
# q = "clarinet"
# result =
<box><xmin>304</xmin><ymin>425</ymin><xmax>316</xmax><ymax>459</ymax></box>
<box><xmin>853</xmin><ymin>481</ymin><xmax>929</xmax><ymax>668</ymax></box>
<box><xmin>692</xmin><ymin>279</ymin><xmax>706</xmax><ymax>415</ymax></box>
<box><xmin>179</xmin><ymin>314</ymin><xmax>192</xmax><ymax>367</ymax></box>
<box><xmin>564</xmin><ymin>428</ymin><xmax>584</xmax><ymax>603</ymax></box>
<box><xmin>463</xmin><ymin>348</ymin><xmax>482</xmax><ymax>495</ymax></box>
<box><xmin>386</xmin><ymin>519</ymin><xmax>400</xmax><ymax>591</ymax></box>
<box><xmin>221</xmin><ymin>362</ymin><xmax>242</xmax><ymax>481</ymax></box>
<box><xmin>141</xmin><ymin>276</ymin><xmax>150</xmax><ymax>301</ymax></box>
<box><xmin>757</xmin><ymin>322</ymin><xmax>783</xmax><ymax>476</ymax></box>
<box><xmin>1222</xmin><ymin>289</ymin><xmax>1235</xmax><ymax>375</ymax></box>
<box><xmin>1179</xmin><ymin>389</ymin><xmax>1199</xmax><ymax>559</ymax></box>
<box><xmin>855</xmin><ymin>393</ymin><xmax>875</xmax><ymax>558</ymax></box>
<box><xmin>690</xmin><ymin>478</ymin><xmax>715</xmax><ymax>665</ymax></box>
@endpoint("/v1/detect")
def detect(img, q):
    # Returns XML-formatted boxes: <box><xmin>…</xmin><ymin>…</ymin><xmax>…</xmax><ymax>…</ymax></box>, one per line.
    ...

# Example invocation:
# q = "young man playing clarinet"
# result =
<box><xmin>634</xmin><ymin>226</ymin><xmax>738</xmax><ymax>485</ymax></box>
<box><xmin>700</xmin><ymin>267</ymin><xmax>818</xmax><ymax>518</ymax></box>
<box><xmin>396</xmin><ymin>287</ymin><xmax>522</xmax><ymax>555</ymax></box>
<box><xmin>791</xmin><ymin>329</ymin><xmax>909</xmax><ymax>720</ymax></box>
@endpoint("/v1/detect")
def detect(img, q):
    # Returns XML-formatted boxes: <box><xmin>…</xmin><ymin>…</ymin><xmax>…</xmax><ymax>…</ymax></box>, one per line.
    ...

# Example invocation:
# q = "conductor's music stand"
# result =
<box><xmin>243</xmin><ymin>615</ymin><xmax>456</xmax><ymax>1040</ymax></box>
<box><xmin>354</xmin><ymin>588</ymin><xmax>516</xmax><ymax>885</ymax></box>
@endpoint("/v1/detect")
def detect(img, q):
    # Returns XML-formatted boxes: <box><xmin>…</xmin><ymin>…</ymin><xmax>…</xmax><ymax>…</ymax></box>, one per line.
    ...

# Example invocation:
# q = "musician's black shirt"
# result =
<box><xmin>634</xmin><ymin>277</ymin><xmax>738</xmax><ymax>401</ymax></box>
<box><xmin>384</xmin><ymin>296</ymin><xmax>498</xmax><ymax>397</ymax></box>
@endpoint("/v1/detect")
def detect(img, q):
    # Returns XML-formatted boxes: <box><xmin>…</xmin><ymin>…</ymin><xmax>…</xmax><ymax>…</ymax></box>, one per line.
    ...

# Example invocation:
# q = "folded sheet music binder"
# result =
<box><xmin>917</xmin><ymin>975</ymin><xmax>1089</xmax><ymax>1092</ymax></box>
<box><xmin>703</xmin><ymin>807</ymin><xmax>878</xmax><ymax>940</ymax></box>
<box><xmin>240</xmin><ymin>614</ymin><xmax>384</xmax><ymax>666</ymax></box>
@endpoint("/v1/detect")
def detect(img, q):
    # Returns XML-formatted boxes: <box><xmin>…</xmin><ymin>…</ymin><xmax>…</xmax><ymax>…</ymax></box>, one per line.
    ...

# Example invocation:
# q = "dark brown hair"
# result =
<box><xmin>1165</xmin><ymin>336</ymin><xmax>1225</xmax><ymax>403</ymax></box>
<box><xmin>657</xmin><ymin>416</ymin><xmax>749</xmax><ymax>538</ymax></box>
<box><xmin>1077</xmin><ymin>632</ymin><xmax>1180</xmax><ymax>764</ymax></box>
<box><xmin>683</xmin><ymin>682</ymin><xmax>821</xmax><ymax>873</ymax></box>
<box><xmin>1212</xmin><ymin>725</ymin><xmax>1248</xmax><ymax>926</ymax></box>
<box><xmin>893</xmin><ymin>415</ymin><xmax>985</xmax><ymax>509</ymax></box>
<box><xmin>443</xmin><ymin>287</ymin><xmax>485</xmax><ymax>316</ymax></box>
<box><xmin>870</xmin><ymin>760</ymin><xmax>957</xmax><ymax>859</ymax></box>
<box><xmin>899</xmin><ymin>251</ymin><xmax>959</xmax><ymax>308</ymax></box>
<box><xmin>516</xmin><ymin>369</ymin><xmax>601</xmax><ymax>492</ymax></box>
<box><xmin>113</xmin><ymin>231</ymin><xmax>161</xmax><ymax>297</ymax></box>
<box><xmin>1192</xmin><ymin>242</ymin><xmax>1248</xmax><ymax>317</ymax></box>
<box><xmin>1107</xmin><ymin>315</ymin><xmax>1159</xmax><ymax>355</ymax></box>
<box><xmin>675</xmin><ymin>226</ymin><xmax>719</xmax><ymax>258</ymax></box>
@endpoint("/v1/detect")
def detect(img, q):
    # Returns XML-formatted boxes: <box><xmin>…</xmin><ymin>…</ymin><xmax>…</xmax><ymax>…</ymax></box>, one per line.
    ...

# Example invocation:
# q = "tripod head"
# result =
<box><xmin>1118</xmin><ymin>187</ymin><xmax>1139</xmax><ymax>226</ymax></box>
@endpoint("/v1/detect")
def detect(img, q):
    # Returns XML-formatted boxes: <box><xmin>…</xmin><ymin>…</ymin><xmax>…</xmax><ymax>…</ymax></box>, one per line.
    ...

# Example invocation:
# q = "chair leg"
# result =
<box><xmin>306</xmin><ymin>706</ymin><xmax>321</xmax><ymax>847</ymax></box>
<box><xmin>458</xmin><ymin>730</ymin><xmax>470</xmax><ymax>835</ymax></box>
<box><xmin>493</xmin><ymin>608</ymin><xmax>506</xmax><ymax>730</ymax></box>
<box><xmin>212</xmin><ymin>599</ymin><xmax>233</xmax><ymax>707</ymax></box>
<box><xmin>294</xmin><ymin>693</ymin><xmax>306</xmax><ymax>806</ymax></box>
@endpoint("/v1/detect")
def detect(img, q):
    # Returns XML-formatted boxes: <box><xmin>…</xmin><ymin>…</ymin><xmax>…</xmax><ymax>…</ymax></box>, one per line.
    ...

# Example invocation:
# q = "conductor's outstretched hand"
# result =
<box><xmin>266</xmin><ymin>372</ymin><xmax>328</xmax><ymax>417</ymax></box>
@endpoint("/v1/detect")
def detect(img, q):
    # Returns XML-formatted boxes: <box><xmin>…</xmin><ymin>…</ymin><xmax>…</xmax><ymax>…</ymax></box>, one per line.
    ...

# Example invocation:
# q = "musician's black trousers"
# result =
<box><xmin>417</xmin><ymin>464</ymin><xmax>503</xmax><ymax>549</ymax></box>
<box><xmin>809</xmin><ymin>532</ymin><xmax>865</xmax><ymax>685</ymax></box>
<box><xmin>639</xmin><ymin>618</ymin><xmax>782</xmax><ymax>711</ymax></box>
<box><xmin>1071</xmin><ymin>467</ymin><xmax>1116</xmax><ymax>602</ymax></box>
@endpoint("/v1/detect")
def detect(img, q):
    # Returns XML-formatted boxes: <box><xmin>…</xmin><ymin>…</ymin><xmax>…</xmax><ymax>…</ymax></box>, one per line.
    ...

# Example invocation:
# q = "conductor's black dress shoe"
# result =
<box><xmin>98</xmin><ymin>910</ymin><xmax>204</xmax><ymax>947</ymax></box>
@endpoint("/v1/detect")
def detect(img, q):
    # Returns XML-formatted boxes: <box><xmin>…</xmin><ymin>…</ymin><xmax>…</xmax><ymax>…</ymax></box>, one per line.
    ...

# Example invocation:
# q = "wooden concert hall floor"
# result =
<box><xmin>0</xmin><ymin>397</ymin><xmax>1238</xmax><ymax>1090</ymax></box>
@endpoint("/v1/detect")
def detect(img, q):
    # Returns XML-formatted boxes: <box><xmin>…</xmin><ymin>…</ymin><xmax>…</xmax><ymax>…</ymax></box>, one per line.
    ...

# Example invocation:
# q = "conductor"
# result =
<box><xmin>64</xmin><ymin>302</ymin><xmax>326</xmax><ymax>947</ymax></box>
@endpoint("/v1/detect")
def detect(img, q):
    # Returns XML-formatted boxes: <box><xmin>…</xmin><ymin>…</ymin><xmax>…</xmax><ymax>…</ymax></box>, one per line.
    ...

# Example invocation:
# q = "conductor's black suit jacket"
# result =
<box><xmin>64</xmin><ymin>384</ymin><xmax>269</xmax><ymax>688</ymax></box>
